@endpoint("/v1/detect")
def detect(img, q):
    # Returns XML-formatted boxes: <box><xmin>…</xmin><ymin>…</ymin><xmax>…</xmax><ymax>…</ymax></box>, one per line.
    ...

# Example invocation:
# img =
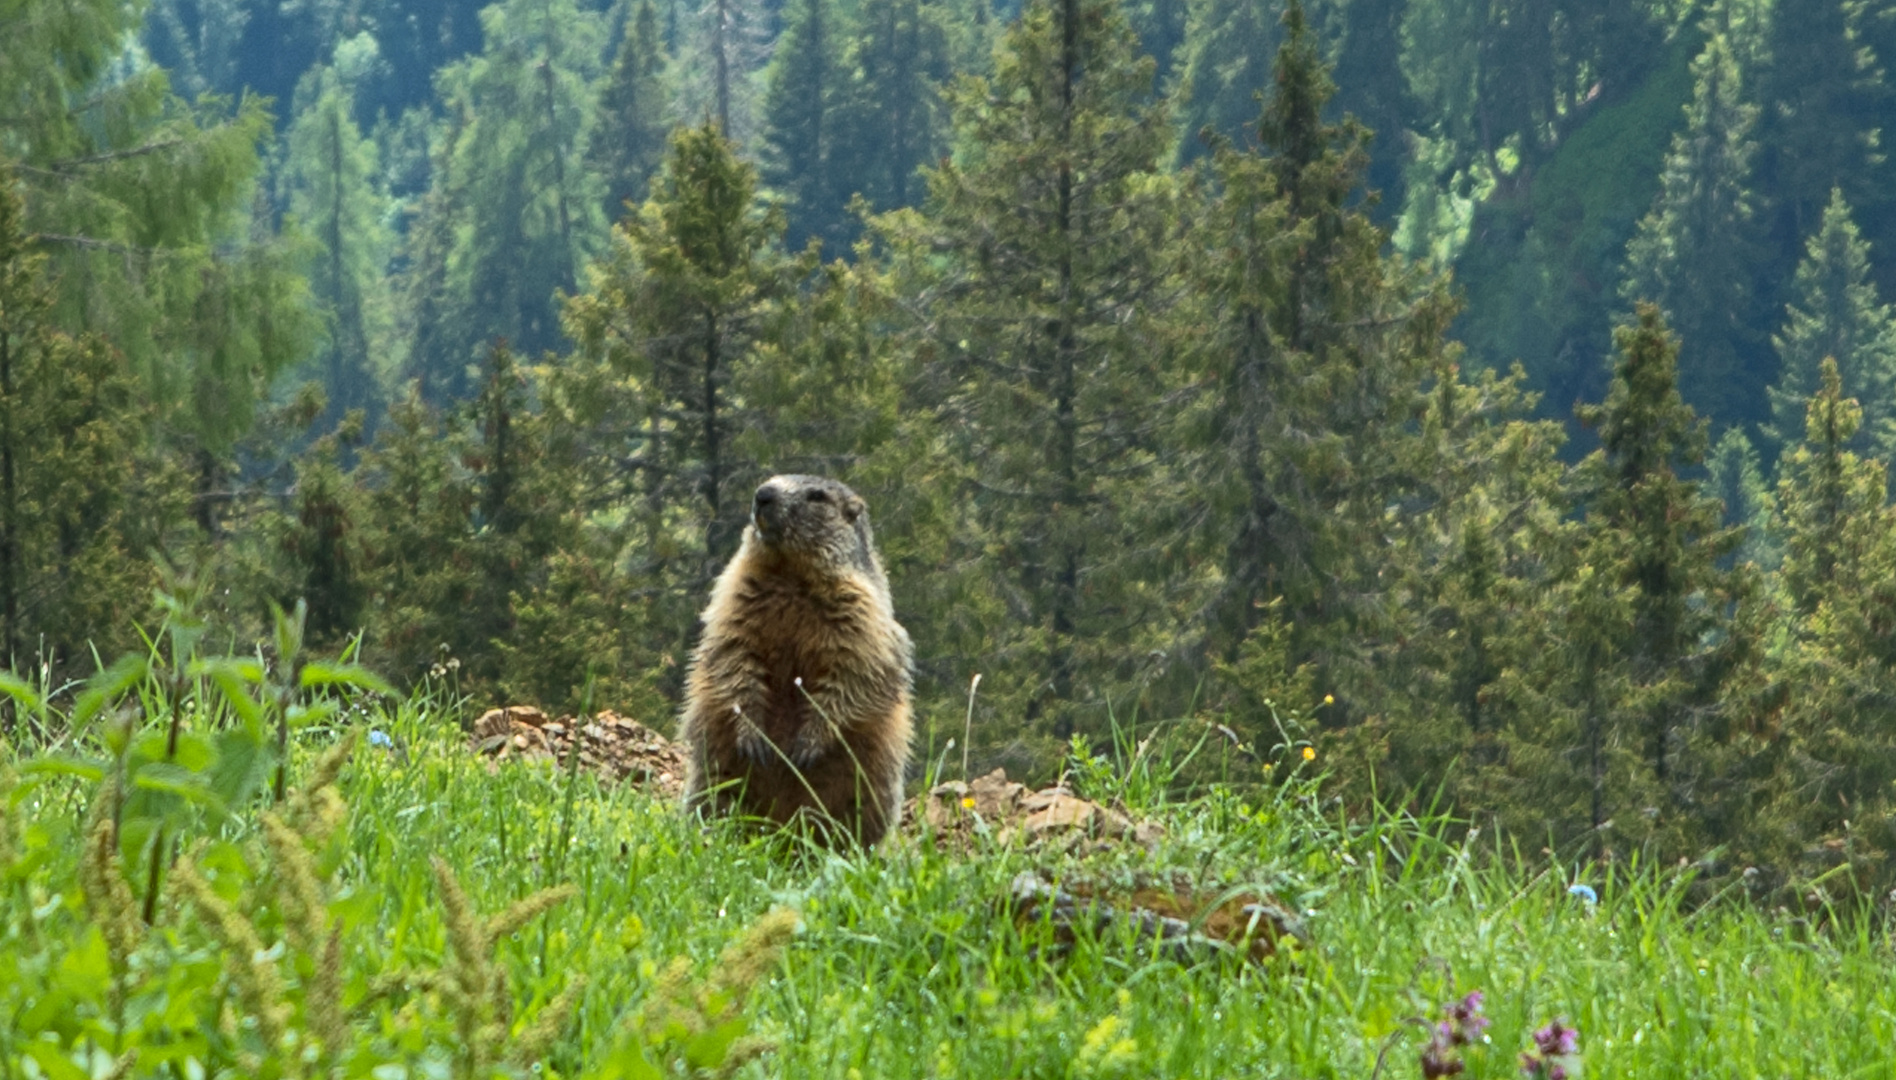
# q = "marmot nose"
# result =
<box><xmin>753</xmin><ymin>485</ymin><xmax>779</xmax><ymax>510</ymax></box>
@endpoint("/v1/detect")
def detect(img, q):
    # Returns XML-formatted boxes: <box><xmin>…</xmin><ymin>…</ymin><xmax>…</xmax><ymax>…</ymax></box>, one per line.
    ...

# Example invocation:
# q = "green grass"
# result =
<box><xmin>5</xmin><ymin>690</ymin><xmax>1896</xmax><ymax>1079</ymax></box>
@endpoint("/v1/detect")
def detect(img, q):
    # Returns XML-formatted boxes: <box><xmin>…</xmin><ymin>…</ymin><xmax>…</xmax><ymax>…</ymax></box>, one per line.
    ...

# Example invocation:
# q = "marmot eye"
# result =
<box><xmin>807</xmin><ymin>490</ymin><xmax>829</xmax><ymax>503</ymax></box>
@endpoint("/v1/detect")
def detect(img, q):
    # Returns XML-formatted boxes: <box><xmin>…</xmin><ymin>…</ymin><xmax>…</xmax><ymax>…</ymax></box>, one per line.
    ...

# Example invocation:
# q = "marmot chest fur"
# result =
<box><xmin>680</xmin><ymin>475</ymin><xmax>913</xmax><ymax>845</ymax></box>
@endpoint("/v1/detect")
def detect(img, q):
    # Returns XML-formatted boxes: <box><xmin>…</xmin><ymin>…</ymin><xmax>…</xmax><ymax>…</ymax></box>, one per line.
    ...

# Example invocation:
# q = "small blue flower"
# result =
<box><xmin>1567</xmin><ymin>883</ymin><xmax>1598</xmax><ymax>906</ymax></box>
<box><xmin>368</xmin><ymin>729</ymin><xmax>393</xmax><ymax>749</ymax></box>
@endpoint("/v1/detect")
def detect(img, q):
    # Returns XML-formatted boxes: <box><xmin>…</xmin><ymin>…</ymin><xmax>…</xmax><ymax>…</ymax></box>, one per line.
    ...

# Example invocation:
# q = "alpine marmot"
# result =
<box><xmin>680</xmin><ymin>475</ymin><xmax>913</xmax><ymax>845</ymax></box>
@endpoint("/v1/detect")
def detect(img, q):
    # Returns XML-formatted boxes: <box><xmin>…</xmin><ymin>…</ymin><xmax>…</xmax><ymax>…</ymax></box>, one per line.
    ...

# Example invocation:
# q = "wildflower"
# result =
<box><xmin>1302</xmin><ymin>746</ymin><xmax>1316</xmax><ymax>762</ymax></box>
<box><xmin>368</xmin><ymin>729</ymin><xmax>393</xmax><ymax>749</ymax></box>
<box><xmin>961</xmin><ymin>797</ymin><xmax>976</xmax><ymax>810</ymax></box>
<box><xmin>1419</xmin><ymin>990</ymin><xmax>1489</xmax><ymax>1077</ymax></box>
<box><xmin>1519</xmin><ymin>1018</ymin><xmax>1580</xmax><ymax>1079</ymax></box>
<box><xmin>1323</xmin><ymin>694</ymin><xmax>1335</xmax><ymax>705</ymax></box>
<box><xmin>1566</xmin><ymin>883</ymin><xmax>1598</xmax><ymax>906</ymax></box>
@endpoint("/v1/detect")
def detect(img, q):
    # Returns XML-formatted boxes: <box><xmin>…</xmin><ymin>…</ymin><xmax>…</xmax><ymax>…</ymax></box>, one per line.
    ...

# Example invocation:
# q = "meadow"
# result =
<box><xmin>3</xmin><ymin>640</ymin><xmax>1894</xmax><ymax>1079</ymax></box>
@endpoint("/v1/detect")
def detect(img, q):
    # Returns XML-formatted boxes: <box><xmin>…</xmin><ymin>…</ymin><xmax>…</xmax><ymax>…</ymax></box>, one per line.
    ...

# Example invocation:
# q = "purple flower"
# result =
<box><xmin>1532</xmin><ymin>1020</ymin><xmax>1579</xmax><ymax>1057</ymax></box>
<box><xmin>1420</xmin><ymin>990</ymin><xmax>1489</xmax><ymax>1077</ymax></box>
<box><xmin>1420</xmin><ymin>1044</ymin><xmax>1465</xmax><ymax>1078</ymax></box>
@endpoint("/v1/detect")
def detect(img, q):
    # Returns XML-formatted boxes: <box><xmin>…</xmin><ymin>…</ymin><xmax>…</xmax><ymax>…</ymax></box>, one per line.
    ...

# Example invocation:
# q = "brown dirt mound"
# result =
<box><xmin>471</xmin><ymin>705</ymin><xmax>686</xmax><ymax>797</ymax></box>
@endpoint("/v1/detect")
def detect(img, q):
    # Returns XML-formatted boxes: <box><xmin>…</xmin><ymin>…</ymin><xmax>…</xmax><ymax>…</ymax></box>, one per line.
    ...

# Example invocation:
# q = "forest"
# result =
<box><xmin>8</xmin><ymin>0</ymin><xmax>1896</xmax><ymax>903</ymax></box>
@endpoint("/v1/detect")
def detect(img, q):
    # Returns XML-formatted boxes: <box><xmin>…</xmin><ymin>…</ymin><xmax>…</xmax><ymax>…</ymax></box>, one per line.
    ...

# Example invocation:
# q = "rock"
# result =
<box><xmin>469</xmin><ymin>705</ymin><xmax>687</xmax><ymax>798</ymax></box>
<box><xmin>909</xmin><ymin>768</ymin><xmax>1160</xmax><ymax>852</ymax></box>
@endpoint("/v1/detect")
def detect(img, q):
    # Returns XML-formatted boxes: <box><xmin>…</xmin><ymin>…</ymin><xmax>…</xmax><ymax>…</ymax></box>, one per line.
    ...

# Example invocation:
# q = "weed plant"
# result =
<box><xmin>2</xmin><ymin>629</ymin><xmax>1893</xmax><ymax>1077</ymax></box>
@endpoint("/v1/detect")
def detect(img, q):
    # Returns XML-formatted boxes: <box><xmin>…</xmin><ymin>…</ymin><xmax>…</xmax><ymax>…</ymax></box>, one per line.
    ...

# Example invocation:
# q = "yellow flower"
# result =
<box><xmin>1323</xmin><ymin>694</ymin><xmax>1335</xmax><ymax>705</ymax></box>
<box><xmin>961</xmin><ymin>796</ymin><xmax>976</xmax><ymax>809</ymax></box>
<box><xmin>1302</xmin><ymin>746</ymin><xmax>1316</xmax><ymax>762</ymax></box>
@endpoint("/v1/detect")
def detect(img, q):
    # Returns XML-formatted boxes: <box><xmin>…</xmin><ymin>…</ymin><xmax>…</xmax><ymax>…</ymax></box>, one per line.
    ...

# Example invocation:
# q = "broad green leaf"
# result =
<box><xmin>25</xmin><ymin>1041</ymin><xmax>88</xmax><ymax>1080</ymax></box>
<box><xmin>132</xmin><ymin>730</ymin><xmax>217</xmax><ymax>772</ymax></box>
<box><xmin>286</xmin><ymin>700</ymin><xmax>341</xmax><ymax>729</ymax></box>
<box><xmin>300</xmin><ymin>662</ymin><xmax>396</xmax><ymax>696</ymax></box>
<box><xmin>0</xmin><ymin>671</ymin><xmax>43</xmax><ymax>712</ymax></box>
<box><xmin>132</xmin><ymin>764</ymin><xmax>232</xmax><ymax>818</ymax></box>
<box><xmin>71</xmin><ymin>654</ymin><xmax>149</xmax><ymax>731</ymax></box>
<box><xmin>19</xmin><ymin>756</ymin><xmax>106</xmax><ymax>783</ymax></box>
<box><xmin>207</xmin><ymin>728</ymin><xmax>271</xmax><ymax>809</ymax></box>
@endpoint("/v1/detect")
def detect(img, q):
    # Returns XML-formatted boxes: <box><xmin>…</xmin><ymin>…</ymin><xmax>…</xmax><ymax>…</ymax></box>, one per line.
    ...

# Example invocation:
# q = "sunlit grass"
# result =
<box><xmin>5</xmin><ymin>689</ymin><xmax>1894</xmax><ymax>1078</ymax></box>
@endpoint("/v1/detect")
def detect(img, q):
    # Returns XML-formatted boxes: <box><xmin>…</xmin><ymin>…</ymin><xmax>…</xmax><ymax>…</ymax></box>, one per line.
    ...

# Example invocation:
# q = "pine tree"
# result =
<box><xmin>878</xmin><ymin>0</ymin><xmax>1189</xmax><ymax>736</ymax></box>
<box><xmin>279</xmin><ymin>61</ymin><xmax>397</xmax><ymax>434</ymax></box>
<box><xmin>1190</xmin><ymin>0</ymin><xmax>1456</xmax><ymax>660</ymax></box>
<box><xmin>1767</xmin><ymin>189</ymin><xmax>1896</xmax><ymax>455</ymax></box>
<box><xmin>675</xmin><ymin>0</ymin><xmax>771</xmax><ymax>144</ymax></box>
<box><xmin>3</xmin><ymin>0</ymin><xmax>318</xmax><ymax>512</ymax></box>
<box><xmin>1706</xmin><ymin>426</ymin><xmax>1776</xmax><ymax>568</ymax></box>
<box><xmin>1752</xmin><ymin>357</ymin><xmax>1896</xmax><ymax>889</ymax></box>
<box><xmin>591</xmin><ymin>0</ymin><xmax>671</xmax><ymax>221</ymax></box>
<box><xmin>1621</xmin><ymin>27</ymin><xmax>1767</xmax><ymax>423</ymax></box>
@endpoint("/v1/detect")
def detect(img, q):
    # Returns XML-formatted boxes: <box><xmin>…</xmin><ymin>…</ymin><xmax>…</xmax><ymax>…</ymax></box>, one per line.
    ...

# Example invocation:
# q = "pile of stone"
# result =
<box><xmin>913</xmin><ymin>767</ymin><xmax>1166</xmax><ymax>850</ymax></box>
<box><xmin>470</xmin><ymin>705</ymin><xmax>686</xmax><ymax>798</ymax></box>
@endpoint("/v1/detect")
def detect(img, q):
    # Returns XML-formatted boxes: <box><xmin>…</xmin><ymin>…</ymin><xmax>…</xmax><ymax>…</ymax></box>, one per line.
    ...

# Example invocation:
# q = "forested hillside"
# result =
<box><xmin>8</xmin><ymin>0</ymin><xmax>1896</xmax><ymax>899</ymax></box>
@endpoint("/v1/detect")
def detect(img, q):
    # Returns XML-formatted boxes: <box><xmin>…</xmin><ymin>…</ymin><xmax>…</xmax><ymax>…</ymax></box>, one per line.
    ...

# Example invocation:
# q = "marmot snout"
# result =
<box><xmin>680</xmin><ymin>475</ymin><xmax>914</xmax><ymax>845</ymax></box>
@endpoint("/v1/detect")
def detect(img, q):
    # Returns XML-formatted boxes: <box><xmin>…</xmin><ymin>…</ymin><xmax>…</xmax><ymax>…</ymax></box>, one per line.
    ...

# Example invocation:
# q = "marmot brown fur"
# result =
<box><xmin>680</xmin><ymin>475</ymin><xmax>913</xmax><ymax>845</ymax></box>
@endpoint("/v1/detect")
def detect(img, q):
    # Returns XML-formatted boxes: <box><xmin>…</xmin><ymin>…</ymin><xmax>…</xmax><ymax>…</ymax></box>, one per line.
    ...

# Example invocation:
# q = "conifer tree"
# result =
<box><xmin>1767</xmin><ymin>189</ymin><xmax>1896</xmax><ymax>455</ymax></box>
<box><xmin>3</xmin><ymin>0</ymin><xmax>317</xmax><ymax>509</ymax></box>
<box><xmin>1190</xmin><ymin>0</ymin><xmax>1457</xmax><ymax>661</ymax></box>
<box><xmin>591</xmin><ymin>0</ymin><xmax>671</xmax><ymax>221</ymax></box>
<box><xmin>762</xmin><ymin>0</ymin><xmax>845</xmax><ymax>249</ymax></box>
<box><xmin>280</xmin><ymin>61</ymin><xmax>397</xmax><ymax>433</ymax></box>
<box><xmin>1569</xmin><ymin>304</ymin><xmax>1753</xmax><ymax>839</ymax></box>
<box><xmin>1706</xmin><ymin>426</ymin><xmax>1775</xmax><ymax>568</ymax></box>
<box><xmin>563</xmin><ymin>123</ymin><xmax>809</xmax><ymax>668</ymax></box>
<box><xmin>676</xmin><ymin>0</ymin><xmax>771</xmax><ymax>144</ymax></box>
<box><xmin>1758</xmin><ymin>0</ymin><xmax>1888</xmax><ymax>257</ymax></box>
<box><xmin>1753</xmin><ymin>358</ymin><xmax>1896</xmax><ymax>886</ymax></box>
<box><xmin>880</xmin><ymin>0</ymin><xmax>1188</xmax><ymax>735</ymax></box>
<box><xmin>0</xmin><ymin>166</ymin><xmax>178</xmax><ymax>669</ymax></box>
<box><xmin>835</xmin><ymin>0</ymin><xmax>952</xmax><ymax>215</ymax></box>
<box><xmin>410</xmin><ymin>0</ymin><xmax>608</xmax><ymax>394</ymax></box>
<box><xmin>1175</xmin><ymin>0</ymin><xmax>1278</xmax><ymax>149</ymax></box>
<box><xmin>1621</xmin><ymin>28</ymin><xmax>1766</xmax><ymax>422</ymax></box>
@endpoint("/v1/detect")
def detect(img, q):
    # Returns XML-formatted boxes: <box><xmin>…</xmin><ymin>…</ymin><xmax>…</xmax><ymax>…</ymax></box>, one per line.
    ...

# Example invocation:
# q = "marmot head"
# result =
<box><xmin>750</xmin><ymin>474</ymin><xmax>875</xmax><ymax>569</ymax></box>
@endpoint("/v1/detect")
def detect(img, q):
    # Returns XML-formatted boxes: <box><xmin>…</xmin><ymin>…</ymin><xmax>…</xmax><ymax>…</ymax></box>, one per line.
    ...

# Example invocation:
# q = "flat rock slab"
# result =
<box><xmin>471</xmin><ymin>705</ymin><xmax>686</xmax><ymax>797</ymax></box>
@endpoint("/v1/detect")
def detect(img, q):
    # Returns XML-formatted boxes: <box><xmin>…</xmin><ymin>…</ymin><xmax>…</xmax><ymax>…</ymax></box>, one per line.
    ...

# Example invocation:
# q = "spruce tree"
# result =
<box><xmin>411</xmin><ymin>0</ymin><xmax>608</xmax><ymax>394</ymax></box>
<box><xmin>1175</xmin><ymin>0</ymin><xmax>1278</xmax><ymax>150</ymax></box>
<box><xmin>591</xmin><ymin>0</ymin><xmax>671</xmax><ymax>221</ymax></box>
<box><xmin>762</xmin><ymin>0</ymin><xmax>844</xmax><ymax>249</ymax></box>
<box><xmin>1753</xmin><ymin>357</ymin><xmax>1896</xmax><ymax>888</ymax></box>
<box><xmin>563</xmin><ymin>123</ymin><xmax>809</xmax><ymax>669</ymax></box>
<box><xmin>1706</xmin><ymin>426</ymin><xmax>1776</xmax><ymax>568</ymax></box>
<box><xmin>879</xmin><ymin>0</ymin><xmax>1188</xmax><ymax>735</ymax></box>
<box><xmin>1621</xmin><ymin>27</ymin><xmax>1766</xmax><ymax>423</ymax></box>
<box><xmin>1569</xmin><ymin>304</ymin><xmax>1752</xmax><ymax>842</ymax></box>
<box><xmin>279</xmin><ymin>61</ymin><xmax>397</xmax><ymax>434</ymax></box>
<box><xmin>3</xmin><ymin>0</ymin><xmax>317</xmax><ymax>507</ymax></box>
<box><xmin>1758</xmin><ymin>0</ymin><xmax>1887</xmax><ymax>259</ymax></box>
<box><xmin>1767</xmin><ymin>189</ymin><xmax>1896</xmax><ymax>455</ymax></box>
<box><xmin>835</xmin><ymin>0</ymin><xmax>952</xmax><ymax>217</ymax></box>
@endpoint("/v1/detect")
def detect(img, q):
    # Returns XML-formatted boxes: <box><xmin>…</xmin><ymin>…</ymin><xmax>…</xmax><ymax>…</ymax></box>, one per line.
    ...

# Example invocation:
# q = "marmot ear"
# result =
<box><xmin>843</xmin><ymin>495</ymin><xmax>864</xmax><ymax>523</ymax></box>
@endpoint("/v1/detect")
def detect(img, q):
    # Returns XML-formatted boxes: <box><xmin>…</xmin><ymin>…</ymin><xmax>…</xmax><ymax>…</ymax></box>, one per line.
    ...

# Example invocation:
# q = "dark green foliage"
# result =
<box><xmin>0</xmin><ymin>168</ymin><xmax>185</xmax><ymax>670</ymax></box>
<box><xmin>1621</xmin><ymin>27</ymin><xmax>1768</xmax><ymax>422</ymax></box>
<box><xmin>883</xmin><ymin>0</ymin><xmax>1189</xmax><ymax>737</ymax></box>
<box><xmin>1566</xmin><ymin>304</ymin><xmax>1755</xmax><ymax>849</ymax></box>
<box><xmin>1766</xmin><ymin>189</ymin><xmax>1896</xmax><ymax>455</ymax></box>
<box><xmin>592</xmin><ymin>0</ymin><xmax>671</xmax><ymax>220</ymax></box>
